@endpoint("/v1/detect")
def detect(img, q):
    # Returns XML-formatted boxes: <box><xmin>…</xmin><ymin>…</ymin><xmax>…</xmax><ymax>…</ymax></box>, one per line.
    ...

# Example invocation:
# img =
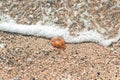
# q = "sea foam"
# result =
<box><xmin>0</xmin><ymin>15</ymin><xmax>120</xmax><ymax>46</ymax></box>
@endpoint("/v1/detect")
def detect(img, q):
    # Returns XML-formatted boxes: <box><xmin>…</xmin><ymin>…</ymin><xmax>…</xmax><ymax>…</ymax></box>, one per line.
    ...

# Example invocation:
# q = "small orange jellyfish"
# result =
<box><xmin>50</xmin><ymin>36</ymin><xmax>66</xmax><ymax>50</ymax></box>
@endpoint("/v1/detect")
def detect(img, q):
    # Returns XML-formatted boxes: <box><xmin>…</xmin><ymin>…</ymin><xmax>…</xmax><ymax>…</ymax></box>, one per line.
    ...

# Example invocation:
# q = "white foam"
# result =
<box><xmin>0</xmin><ymin>15</ymin><xmax>120</xmax><ymax>46</ymax></box>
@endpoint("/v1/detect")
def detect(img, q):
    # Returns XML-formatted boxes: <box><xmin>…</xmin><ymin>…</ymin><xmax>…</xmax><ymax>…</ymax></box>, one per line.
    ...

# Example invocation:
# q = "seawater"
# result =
<box><xmin>0</xmin><ymin>14</ymin><xmax>119</xmax><ymax>46</ymax></box>
<box><xmin>0</xmin><ymin>0</ymin><xmax>120</xmax><ymax>46</ymax></box>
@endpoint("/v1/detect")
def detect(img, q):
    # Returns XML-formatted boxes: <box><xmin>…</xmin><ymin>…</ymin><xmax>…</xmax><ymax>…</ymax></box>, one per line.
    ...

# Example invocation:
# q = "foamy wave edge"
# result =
<box><xmin>0</xmin><ymin>15</ymin><xmax>120</xmax><ymax>46</ymax></box>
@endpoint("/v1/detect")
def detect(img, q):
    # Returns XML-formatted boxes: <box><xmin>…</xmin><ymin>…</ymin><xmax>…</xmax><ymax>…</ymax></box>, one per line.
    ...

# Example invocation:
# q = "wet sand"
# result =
<box><xmin>0</xmin><ymin>31</ymin><xmax>120</xmax><ymax>80</ymax></box>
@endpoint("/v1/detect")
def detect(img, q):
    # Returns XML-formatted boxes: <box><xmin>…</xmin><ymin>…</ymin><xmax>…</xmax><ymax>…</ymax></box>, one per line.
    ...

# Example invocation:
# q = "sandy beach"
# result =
<box><xmin>0</xmin><ymin>0</ymin><xmax>120</xmax><ymax>80</ymax></box>
<box><xmin>0</xmin><ymin>31</ymin><xmax>120</xmax><ymax>80</ymax></box>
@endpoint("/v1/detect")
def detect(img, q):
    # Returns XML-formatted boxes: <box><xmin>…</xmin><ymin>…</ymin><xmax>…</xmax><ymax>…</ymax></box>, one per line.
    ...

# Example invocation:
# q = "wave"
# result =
<box><xmin>0</xmin><ymin>15</ymin><xmax>120</xmax><ymax>46</ymax></box>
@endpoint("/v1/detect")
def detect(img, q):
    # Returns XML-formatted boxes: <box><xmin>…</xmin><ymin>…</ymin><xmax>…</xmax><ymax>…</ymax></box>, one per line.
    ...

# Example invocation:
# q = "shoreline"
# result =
<box><xmin>0</xmin><ymin>31</ymin><xmax>120</xmax><ymax>79</ymax></box>
<box><xmin>0</xmin><ymin>0</ymin><xmax>120</xmax><ymax>79</ymax></box>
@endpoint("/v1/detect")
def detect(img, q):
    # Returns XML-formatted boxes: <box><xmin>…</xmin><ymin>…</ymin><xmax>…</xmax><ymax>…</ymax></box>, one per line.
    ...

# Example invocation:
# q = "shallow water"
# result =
<box><xmin>0</xmin><ymin>0</ymin><xmax>120</xmax><ymax>46</ymax></box>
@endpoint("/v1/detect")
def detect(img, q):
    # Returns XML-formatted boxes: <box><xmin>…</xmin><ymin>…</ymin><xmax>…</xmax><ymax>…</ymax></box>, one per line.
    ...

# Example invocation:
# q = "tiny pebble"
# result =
<box><xmin>0</xmin><ymin>37</ymin><xmax>2</xmax><ymax>40</ymax></box>
<box><xmin>46</xmin><ymin>0</ymin><xmax>52</xmax><ymax>3</ymax></box>
<box><xmin>0</xmin><ymin>43</ymin><xmax>6</xmax><ymax>48</ymax></box>
<box><xmin>110</xmin><ymin>48</ymin><xmax>114</xmax><ymax>51</ymax></box>
<box><xmin>15</xmin><ymin>48</ymin><xmax>19</xmax><ymax>51</ymax></box>
<box><xmin>27</xmin><ymin>58</ymin><xmax>32</xmax><ymax>62</ymax></box>
<box><xmin>10</xmin><ymin>76</ymin><xmax>19</xmax><ymax>80</ymax></box>
<box><xmin>0</xmin><ymin>2</ymin><xmax>2</xmax><ymax>7</ymax></box>
<box><xmin>32</xmin><ymin>78</ymin><xmax>36</xmax><ymax>80</ymax></box>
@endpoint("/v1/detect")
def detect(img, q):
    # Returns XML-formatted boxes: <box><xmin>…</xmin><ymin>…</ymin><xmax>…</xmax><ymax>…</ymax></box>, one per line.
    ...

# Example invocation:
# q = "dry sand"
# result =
<box><xmin>0</xmin><ymin>31</ymin><xmax>120</xmax><ymax>80</ymax></box>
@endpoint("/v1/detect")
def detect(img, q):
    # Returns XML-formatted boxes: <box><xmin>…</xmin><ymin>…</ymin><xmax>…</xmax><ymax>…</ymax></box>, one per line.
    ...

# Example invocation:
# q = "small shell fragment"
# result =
<box><xmin>50</xmin><ymin>36</ymin><xmax>66</xmax><ymax>50</ymax></box>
